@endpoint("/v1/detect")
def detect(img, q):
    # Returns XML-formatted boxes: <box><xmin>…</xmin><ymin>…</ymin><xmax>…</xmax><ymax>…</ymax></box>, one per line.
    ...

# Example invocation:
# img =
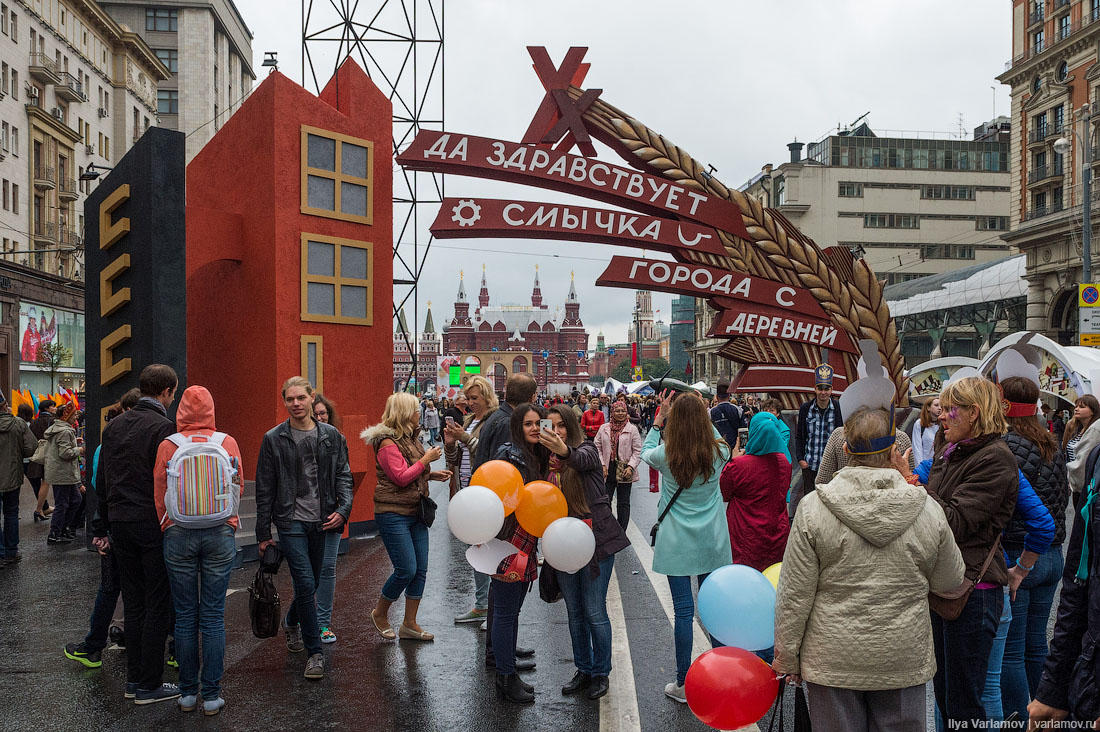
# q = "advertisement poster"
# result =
<box><xmin>19</xmin><ymin>303</ymin><xmax>85</xmax><ymax>368</ymax></box>
<box><xmin>436</xmin><ymin>355</ymin><xmax>460</xmax><ymax>399</ymax></box>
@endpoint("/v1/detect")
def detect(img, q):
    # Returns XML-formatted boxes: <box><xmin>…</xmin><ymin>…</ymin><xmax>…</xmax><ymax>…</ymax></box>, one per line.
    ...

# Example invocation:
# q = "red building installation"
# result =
<box><xmin>186</xmin><ymin>58</ymin><xmax>393</xmax><ymax>534</ymax></box>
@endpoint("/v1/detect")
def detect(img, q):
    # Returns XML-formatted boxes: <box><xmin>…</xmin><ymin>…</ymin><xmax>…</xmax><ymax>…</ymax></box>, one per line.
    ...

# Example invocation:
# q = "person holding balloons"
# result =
<box><xmin>719</xmin><ymin>410</ymin><xmax>790</xmax><ymax>573</ymax></box>
<box><xmin>544</xmin><ymin>405</ymin><xmax>629</xmax><ymax>701</ymax></box>
<box><xmin>641</xmin><ymin>390</ymin><xmax>732</xmax><ymax>704</ymax></box>
<box><xmin>361</xmin><ymin>392</ymin><xmax>451</xmax><ymax>642</ymax></box>
<box><xmin>489</xmin><ymin>403</ymin><xmax>549</xmax><ymax>703</ymax></box>
<box><xmin>772</xmin><ymin>404</ymin><xmax>965</xmax><ymax>732</ymax></box>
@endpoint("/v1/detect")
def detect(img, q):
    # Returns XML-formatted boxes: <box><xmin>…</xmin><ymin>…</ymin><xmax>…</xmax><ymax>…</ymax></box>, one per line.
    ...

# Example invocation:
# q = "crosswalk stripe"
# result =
<box><xmin>601</xmin><ymin>568</ymin><xmax>643</xmax><ymax>732</ymax></box>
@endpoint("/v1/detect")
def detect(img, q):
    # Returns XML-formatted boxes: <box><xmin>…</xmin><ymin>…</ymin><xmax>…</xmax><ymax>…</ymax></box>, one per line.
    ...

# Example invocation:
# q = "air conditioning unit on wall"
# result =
<box><xmin>97</xmin><ymin>107</ymin><xmax>107</xmax><ymax>118</ymax></box>
<box><xmin>51</xmin><ymin>107</ymin><xmax>64</xmax><ymax>120</ymax></box>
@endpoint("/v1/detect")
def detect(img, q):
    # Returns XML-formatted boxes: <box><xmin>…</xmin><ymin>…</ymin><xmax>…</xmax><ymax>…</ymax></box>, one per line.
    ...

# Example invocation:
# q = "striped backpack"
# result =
<box><xmin>163</xmin><ymin>432</ymin><xmax>239</xmax><ymax>529</ymax></box>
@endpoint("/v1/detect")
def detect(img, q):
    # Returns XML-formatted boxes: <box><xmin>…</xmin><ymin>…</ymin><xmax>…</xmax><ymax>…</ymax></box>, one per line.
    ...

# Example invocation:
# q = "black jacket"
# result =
<box><xmin>560</xmin><ymin>441</ymin><xmax>629</xmax><ymax>570</ymax></box>
<box><xmin>794</xmin><ymin>397</ymin><xmax>843</xmax><ymax>465</ymax></box>
<box><xmin>1035</xmin><ymin>445</ymin><xmax>1100</xmax><ymax>717</ymax></box>
<box><xmin>710</xmin><ymin>401</ymin><xmax>742</xmax><ymax>447</ymax></box>
<box><xmin>254</xmin><ymin>419</ymin><xmax>354</xmax><ymax>543</ymax></box>
<box><xmin>473</xmin><ymin>402</ymin><xmax>514</xmax><ymax>472</ymax></box>
<box><xmin>1002</xmin><ymin>431</ymin><xmax>1069</xmax><ymax>550</ymax></box>
<box><xmin>95</xmin><ymin>399</ymin><xmax>175</xmax><ymax>533</ymax></box>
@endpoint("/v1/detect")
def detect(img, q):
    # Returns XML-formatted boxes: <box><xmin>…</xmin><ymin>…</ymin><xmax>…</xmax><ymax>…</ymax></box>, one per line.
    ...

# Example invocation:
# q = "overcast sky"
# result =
<box><xmin>234</xmin><ymin>0</ymin><xmax>1013</xmax><ymax>346</ymax></box>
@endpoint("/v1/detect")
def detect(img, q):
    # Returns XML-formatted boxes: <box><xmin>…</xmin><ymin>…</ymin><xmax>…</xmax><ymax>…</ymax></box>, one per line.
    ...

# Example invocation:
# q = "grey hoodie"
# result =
<box><xmin>774</xmin><ymin>466</ymin><xmax>965</xmax><ymax>690</ymax></box>
<box><xmin>43</xmin><ymin>419</ymin><xmax>81</xmax><ymax>486</ymax></box>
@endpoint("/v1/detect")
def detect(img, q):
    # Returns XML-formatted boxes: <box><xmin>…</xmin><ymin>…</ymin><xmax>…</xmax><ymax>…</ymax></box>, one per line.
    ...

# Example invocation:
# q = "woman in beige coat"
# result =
<box><xmin>773</xmin><ymin>406</ymin><xmax>964</xmax><ymax>732</ymax></box>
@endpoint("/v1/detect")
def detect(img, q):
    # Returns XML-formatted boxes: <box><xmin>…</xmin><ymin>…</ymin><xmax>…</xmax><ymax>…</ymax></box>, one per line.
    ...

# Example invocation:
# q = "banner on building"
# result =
<box><xmin>19</xmin><ymin>302</ymin><xmax>85</xmax><ymax>367</ymax></box>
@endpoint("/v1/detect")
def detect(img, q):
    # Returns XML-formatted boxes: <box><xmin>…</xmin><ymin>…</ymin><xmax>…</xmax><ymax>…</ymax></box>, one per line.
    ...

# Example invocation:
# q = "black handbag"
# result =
<box><xmin>650</xmin><ymin>484</ymin><xmax>687</xmax><ymax>547</ymax></box>
<box><xmin>766</xmin><ymin>683</ymin><xmax>812</xmax><ymax>732</ymax></box>
<box><xmin>417</xmin><ymin>493</ymin><xmax>438</xmax><ymax>527</ymax></box>
<box><xmin>539</xmin><ymin>563</ymin><xmax>563</xmax><ymax>603</ymax></box>
<box><xmin>248</xmin><ymin>567</ymin><xmax>281</xmax><ymax>638</ymax></box>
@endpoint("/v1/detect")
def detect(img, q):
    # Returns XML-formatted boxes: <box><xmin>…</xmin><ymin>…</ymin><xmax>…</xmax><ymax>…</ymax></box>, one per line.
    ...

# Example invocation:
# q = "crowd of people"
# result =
<box><xmin>4</xmin><ymin>356</ymin><xmax>1100</xmax><ymax>729</ymax></box>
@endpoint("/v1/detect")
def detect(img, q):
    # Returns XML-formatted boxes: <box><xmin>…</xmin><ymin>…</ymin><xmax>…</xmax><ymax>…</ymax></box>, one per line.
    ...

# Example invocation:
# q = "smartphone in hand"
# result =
<box><xmin>445</xmin><ymin>415</ymin><xmax>455</xmax><ymax>425</ymax></box>
<box><xmin>540</xmin><ymin>419</ymin><xmax>553</xmax><ymax>432</ymax></box>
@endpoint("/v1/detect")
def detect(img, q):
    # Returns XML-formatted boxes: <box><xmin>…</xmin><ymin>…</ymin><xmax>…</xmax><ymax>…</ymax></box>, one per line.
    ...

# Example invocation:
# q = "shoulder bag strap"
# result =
<box><xmin>656</xmin><ymin>484</ymin><xmax>687</xmax><ymax>526</ymax></box>
<box><xmin>976</xmin><ymin>537</ymin><xmax>1002</xmax><ymax>584</ymax></box>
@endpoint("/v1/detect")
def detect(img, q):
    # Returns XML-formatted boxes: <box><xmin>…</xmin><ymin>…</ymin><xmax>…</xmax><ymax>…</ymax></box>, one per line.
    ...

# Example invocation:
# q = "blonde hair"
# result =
<box><xmin>844</xmin><ymin>408</ymin><xmax>893</xmax><ymax>468</ymax></box>
<box><xmin>282</xmin><ymin>376</ymin><xmax>313</xmax><ymax>399</ymax></box>
<box><xmin>463</xmin><ymin>375</ymin><xmax>499</xmax><ymax>410</ymax></box>
<box><xmin>939</xmin><ymin>376</ymin><xmax>1008</xmax><ymax>437</ymax></box>
<box><xmin>381</xmin><ymin>392</ymin><xmax>421</xmax><ymax>439</ymax></box>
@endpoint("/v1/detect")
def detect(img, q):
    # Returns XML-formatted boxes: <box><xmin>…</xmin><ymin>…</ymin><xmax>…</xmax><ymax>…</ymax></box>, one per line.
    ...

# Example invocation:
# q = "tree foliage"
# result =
<box><xmin>36</xmin><ymin>341</ymin><xmax>71</xmax><ymax>392</ymax></box>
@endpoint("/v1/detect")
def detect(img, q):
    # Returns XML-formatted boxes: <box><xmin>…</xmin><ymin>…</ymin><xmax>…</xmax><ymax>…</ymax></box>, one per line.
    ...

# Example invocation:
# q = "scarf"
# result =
<box><xmin>744</xmin><ymin>412</ymin><xmax>787</xmax><ymax>456</ymax></box>
<box><xmin>609</xmin><ymin>410</ymin><xmax>628</xmax><ymax>454</ymax></box>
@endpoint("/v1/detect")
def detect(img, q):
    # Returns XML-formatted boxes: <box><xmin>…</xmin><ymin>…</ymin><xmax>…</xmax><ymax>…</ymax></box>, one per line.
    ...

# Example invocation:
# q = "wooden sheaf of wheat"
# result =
<box><xmin>571</xmin><ymin>89</ymin><xmax>909</xmax><ymax>405</ymax></box>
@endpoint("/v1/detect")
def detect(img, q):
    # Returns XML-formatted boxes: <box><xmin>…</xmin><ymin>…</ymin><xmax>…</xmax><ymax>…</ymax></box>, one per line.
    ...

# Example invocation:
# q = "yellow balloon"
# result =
<box><xmin>762</xmin><ymin>562</ymin><xmax>782</xmax><ymax>591</ymax></box>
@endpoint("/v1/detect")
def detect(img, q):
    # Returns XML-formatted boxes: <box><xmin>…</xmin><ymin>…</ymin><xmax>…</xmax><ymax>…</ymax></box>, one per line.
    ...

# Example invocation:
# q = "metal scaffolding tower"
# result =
<box><xmin>302</xmin><ymin>0</ymin><xmax>444</xmax><ymax>389</ymax></box>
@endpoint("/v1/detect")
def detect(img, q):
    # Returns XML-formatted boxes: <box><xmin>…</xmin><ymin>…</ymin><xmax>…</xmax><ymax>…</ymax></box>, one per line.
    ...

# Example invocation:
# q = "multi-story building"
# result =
<box><xmin>0</xmin><ymin>0</ymin><xmax>169</xmax><ymax>395</ymax></box>
<box><xmin>98</xmin><ymin>0</ymin><xmax>255</xmax><ymax>161</ymax></box>
<box><xmin>669</xmin><ymin>295</ymin><xmax>694</xmax><ymax>379</ymax></box>
<box><xmin>441</xmin><ymin>266</ymin><xmax>590</xmax><ymax>392</ymax></box>
<box><xmin>691</xmin><ymin>119</ymin><xmax>1015</xmax><ymax>389</ymax></box>
<box><xmin>996</xmin><ymin>0</ymin><xmax>1100</xmax><ymax>345</ymax></box>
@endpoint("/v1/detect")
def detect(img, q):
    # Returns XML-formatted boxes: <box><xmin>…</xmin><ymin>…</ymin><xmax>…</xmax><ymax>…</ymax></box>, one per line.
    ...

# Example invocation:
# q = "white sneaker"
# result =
<box><xmin>664</xmin><ymin>681</ymin><xmax>687</xmax><ymax>703</ymax></box>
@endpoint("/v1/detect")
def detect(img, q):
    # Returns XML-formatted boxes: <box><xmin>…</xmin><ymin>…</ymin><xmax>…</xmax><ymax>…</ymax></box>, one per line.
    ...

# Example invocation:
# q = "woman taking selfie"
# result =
<box><xmin>641</xmin><ymin>391</ymin><xmax>731</xmax><ymax>704</ymax></box>
<box><xmin>542</xmin><ymin>405</ymin><xmax>629</xmax><ymax>700</ymax></box>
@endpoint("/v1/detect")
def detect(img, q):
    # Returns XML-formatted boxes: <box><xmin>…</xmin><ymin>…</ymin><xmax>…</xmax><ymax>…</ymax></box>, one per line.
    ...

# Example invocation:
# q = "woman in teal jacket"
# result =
<box><xmin>642</xmin><ymin>391</ymin><xmax>732</xmax><ymax>704</ymax></box>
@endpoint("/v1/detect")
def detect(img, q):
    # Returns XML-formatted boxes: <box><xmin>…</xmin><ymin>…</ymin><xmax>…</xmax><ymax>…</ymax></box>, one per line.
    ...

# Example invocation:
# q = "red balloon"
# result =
<box><xmin>685</xmin><ymin>647</ymin><xmax>779</xmax><ymax>730</ymax></box>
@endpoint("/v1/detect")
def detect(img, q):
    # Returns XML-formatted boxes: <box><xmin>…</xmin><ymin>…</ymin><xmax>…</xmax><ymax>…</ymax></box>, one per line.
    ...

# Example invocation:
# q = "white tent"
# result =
<box><xmin>603</xmin><ymin>378</ymin><xmax>626</xmax><ymax>395</ymax></box>
<box><xmin>626</xmin><ymin>380</ymin><xmax>654</xmax><ymax>395</ymax></box>
<box><xmin>978</xmin><ymin>332</ymin><xmax>1100</xmax><ymax>404</ymax></box>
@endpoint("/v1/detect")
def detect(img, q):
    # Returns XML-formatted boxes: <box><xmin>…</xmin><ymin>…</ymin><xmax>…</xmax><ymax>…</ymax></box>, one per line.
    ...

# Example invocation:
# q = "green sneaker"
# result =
<box><xmin>320</xmin><ymin>627</ymin><xmax>337</xmax><ymax>644</ymax></box>
<box><xmin>454</xmin><ymin>608</ymin><xmax>488</xmax><ymax>624</ymax></box>
<box><xmin>64</xmin><ymin>642</ymin><xmax>102</xmax><ymax>668</ymax></box>
<box><xmin>166</xmin><ymin>655</ymin><xmax>178</xmax><ymax>669</ymax></box>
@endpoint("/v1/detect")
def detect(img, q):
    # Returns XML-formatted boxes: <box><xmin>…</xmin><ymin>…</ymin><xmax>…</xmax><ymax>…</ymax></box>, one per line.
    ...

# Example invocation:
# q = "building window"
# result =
<box><xmin>1033</xmin><ymin>30</ymin><xmax>1044</xmax><ymax>55</ymax></box>
<box><xmin>1057</xmin><ymin>61</ymin><xmax>1069</xmax><ymax>82</ymax></box>
<box><xmin>920</xmin><ymin>245</ymin><xmax>975</xmax><ymax>260</ymax></box>
<box><xmin>864</xmin><ymin>214</ymin><xmax>919</xmax><ymax>229</ymax></box>
<box><xmin>1058</xmin><ymin>13</ymin><xmax>1070</xmax><ymax>41</ymax></box>
<box><xmin>922</xmin><ymin>185</ymin><xmax>974</xmax><ymax>200</ymax></box>
<box><xmin>2</xmin><ymin>179</ymin><xmax>7</xmax><ymax>210</ymax></box>
<box><xmin>11</xmin><ymin>184</ymin><xmax>16</xmax><ymax>214</ymax></box>
<box><xmin>837</xmin><ymin>182</ymin><xmax>863</xmax><ymax>197</ymax></box>
<box><xmin>157</xmin><ymin>89</ymin><xmax>178</xmax><ymax>115</ymax></box>
<box><xmin>301</xmin><ymin>336</ymin><xmax>324</xmax><ymax>393</ymax></box>
<box><xmin>146</xmin><ymin>8</ymin><xmax>178</xmax><ymax>31</ymax></box>
<box><xmin>300</xmin><ymin>233</ymin><xmax>374</xmax><ymax>325</ymax></box>
<box><xmin>1034</xmin><ymin>112</ymin><xmax>1048</xmax><ymax>138</ymax></box>
<box><xmin>1094</xmin><ymin>0</ymin><xmax>1100</xmax><ymax>22</ymax></box>
<box><xmin>300</xmin><ymin>126</ymin><xmax>374</xmax><ymax>224</ymax></box>
<box><xmin>1054</xmin><ymin>104</ymin><xmax>1065</xmax><ymax>132</ymax></box>
<box><xmin>976</xmin><ymin>216</ymin><xmax>1009</xmax><ymax>231</ymax></box>
<box><xmin>1</xmin><ymin>5</ymin><xmax>6</xmax><ymax>36</ymax></box>
<box><xmin>154</xmin><ymin>48</ymin><xmax>178</xmax><ymax>73</ymax></box>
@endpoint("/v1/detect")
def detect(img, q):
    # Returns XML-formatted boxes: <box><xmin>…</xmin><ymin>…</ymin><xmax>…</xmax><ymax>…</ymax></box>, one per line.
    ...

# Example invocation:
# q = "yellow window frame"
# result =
<box><xmin>300</xmin><ymin>124</ymin><xmax>374</xmax><ymax>225</ymax></box>
<box><xmin>300</xmin><ymin>232</ymin><xmax>374</xmax><ymax>325</ymax></box>
<box><xmin>300</xmin><ymin>335</ymin><xmax>324</xmax><ymax>394</ymax></box>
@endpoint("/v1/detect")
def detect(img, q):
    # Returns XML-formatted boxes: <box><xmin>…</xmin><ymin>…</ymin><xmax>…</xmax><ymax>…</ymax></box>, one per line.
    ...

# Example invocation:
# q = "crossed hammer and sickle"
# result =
<box><xmin>521</xmin><ymin>47</ymin><xmax>602</xmax><ymax>158</ymax></box>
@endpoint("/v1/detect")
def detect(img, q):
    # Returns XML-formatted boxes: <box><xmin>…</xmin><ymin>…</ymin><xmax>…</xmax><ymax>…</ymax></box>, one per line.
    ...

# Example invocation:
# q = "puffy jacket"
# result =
<box><xmin>153</xmin><ymin>386</ymin><xmax>244</xmax><ymax>531</ymax></box>
<box><xmin>361</xmin><ymin>423</ymin><xmax>427</xmax><ymax>517</ymax></box>
<box><xmin>43</xmin><ymin>419</ymin><xmax>81</xmax><ymax>485</ymax></box>
<box><xmin>254</xmin><ymin>418</ymin><xmax>354</xmax><ymax>543</ymax></box>
<box><xmin>774</xmin><ymin>466</ymin><xmax>965</xmax><ymax>690</ymax></box>
<box><xmin>1002</xmin><ymin>431</ymin><xmax>1068</xmax><ymax>550</ymax></box>
<box><xmin>0</xmin><ymin>412</ymin><xmax>35</xmax><ymax>492</ymax></box>
<box><xmin>580</xmin><ymin>408</ymin><xmax>605</xmax><ymax>438</ymax></box>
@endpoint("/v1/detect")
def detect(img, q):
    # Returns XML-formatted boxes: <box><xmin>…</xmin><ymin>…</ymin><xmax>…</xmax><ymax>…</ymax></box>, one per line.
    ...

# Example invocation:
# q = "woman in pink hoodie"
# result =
<box><xmin>153</xmin><ymin>385</ymin><xmax>243</xmax><ymax>716</ymax></box>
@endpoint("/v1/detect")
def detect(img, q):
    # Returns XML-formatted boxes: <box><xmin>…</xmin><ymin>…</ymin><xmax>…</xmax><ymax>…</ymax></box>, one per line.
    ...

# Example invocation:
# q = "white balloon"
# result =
<box><xmin>447</xmin><ymin>485</ymin><xmax>505</xmax><ymax>545</ymax></box>
<box><xmin>541</xmin><ymin>517</ymin><xmax>596</xmax><ymax>573</ymax></box>
<box><xmin>466</xmin><ymin>539</ymin><xmax>518</xmax><ymax>574</ymax></box>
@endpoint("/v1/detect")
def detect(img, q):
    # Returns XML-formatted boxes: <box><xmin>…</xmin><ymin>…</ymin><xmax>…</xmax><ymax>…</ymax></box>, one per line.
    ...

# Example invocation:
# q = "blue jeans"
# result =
<box><xmin>557</xmin><ymin>555</ymin><xmax>615</xmax><ymax>676</ymax></box>
<box><xmin>84</xmin><ymin>550</ymin><xmax>123</xmax><ymax>652</ymax></box>
<box><xmin>280</xmin><ymin>521</ymin><xmax>339</xmax><ymax>656</ymax></box>
<box><xmin>981</xmin><ymin>588</ymin><xmax>1013</xmax><ymax>721</ymax></box>
<box><xmin>375</xmin><ymin>512</ymin><xmax>429</xmax><ymax>601</ymax></box>
<box><xmin>668</xmin><ymin>573</ymin><xmax>714</xmax><ymax>685</ymax></box>
<box><xmin>1001</xmin><ymin>546</ymin><xmax>1065</xmax><ymax>721</ymax></box>
<box><xmin>0</xmin><ymin>487</ymin><xmax>19</xmax><ymax>556</ymax></box>
<box><xmin>489</xmin><ymin>578</ymin><xmax>530</xmax><ymax>674</ymax></box>
<box><xmin>315</xmin><ymin>533</ymin><xmax>341</xmax><ymax>629</ymax></box>
<box><xmin>932</xmin><ymin>586</ymin><xmax>1003</xmax><ymax>726</ymax></box>
<box><xmin>163</xmin><ymin>525</ymin><xmax>236</xmax><ymax>700</ymax></box>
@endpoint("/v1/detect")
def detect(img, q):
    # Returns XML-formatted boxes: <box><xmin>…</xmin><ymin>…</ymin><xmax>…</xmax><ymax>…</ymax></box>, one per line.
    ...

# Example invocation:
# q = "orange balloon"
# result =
<box><xmin>515</xmin><ymin>480</ymin><xmax>568</xmax><ymax>537</ymax></box>
<box><xmin>471</xmin><ymin>460</ymin><xmax>524</xmax><ymax>516</ymax></box>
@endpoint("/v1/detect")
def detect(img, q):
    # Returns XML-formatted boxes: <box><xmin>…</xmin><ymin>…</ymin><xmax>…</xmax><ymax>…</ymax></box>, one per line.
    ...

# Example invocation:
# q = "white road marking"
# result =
<box><xmin>601</xmin><ymin>568</ymin><xmax>643</xmax><ymax>732</ymax></box>
<box><xmin>625</xmin><ymin>519</ymin><xmax>760</xmax><ymax>732</ymax></box>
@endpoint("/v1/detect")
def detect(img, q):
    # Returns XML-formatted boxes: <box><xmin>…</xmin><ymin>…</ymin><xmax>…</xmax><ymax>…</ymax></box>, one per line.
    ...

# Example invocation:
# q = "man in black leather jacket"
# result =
<box><xmin>255</xmin><ymin>376</ymin><xmax>353</xmax><ymax>681</ymax></box>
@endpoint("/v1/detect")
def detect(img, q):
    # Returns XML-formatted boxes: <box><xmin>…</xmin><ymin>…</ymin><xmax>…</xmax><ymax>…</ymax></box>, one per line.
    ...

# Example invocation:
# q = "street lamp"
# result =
<box><xmin>1056</xmin><ymin>103</ymin><xmax>1093</xmax><ymax>281</ymax></box>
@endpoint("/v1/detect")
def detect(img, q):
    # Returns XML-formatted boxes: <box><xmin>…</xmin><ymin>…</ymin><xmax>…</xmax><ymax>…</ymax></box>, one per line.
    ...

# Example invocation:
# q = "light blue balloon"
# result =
<box><xmin>698</xmin><ymin>564</ymin><xmax>776</xmax><ymax>651</ymax></box>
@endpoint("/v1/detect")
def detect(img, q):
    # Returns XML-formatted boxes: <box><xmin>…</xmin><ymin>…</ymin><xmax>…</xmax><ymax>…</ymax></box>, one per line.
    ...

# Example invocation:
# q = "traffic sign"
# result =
<box><xmin>608</xmin><ymin>348</ymin><xmax>616</xmax><ymax>355</ymax></box>
<box><xmin>1082</xmin><ymin>284</ymin><xmax>1100</xmax><ymax>307</ymax></box>
<box><xmin>541</xmin><ymin>350</ymin><xmax>549</xmax><ymax>358</ymax></box>
<box><xmin>1083</xmin><ymin>333</ymin><xmax>1100</xmax><ymax>346</ymax></box>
